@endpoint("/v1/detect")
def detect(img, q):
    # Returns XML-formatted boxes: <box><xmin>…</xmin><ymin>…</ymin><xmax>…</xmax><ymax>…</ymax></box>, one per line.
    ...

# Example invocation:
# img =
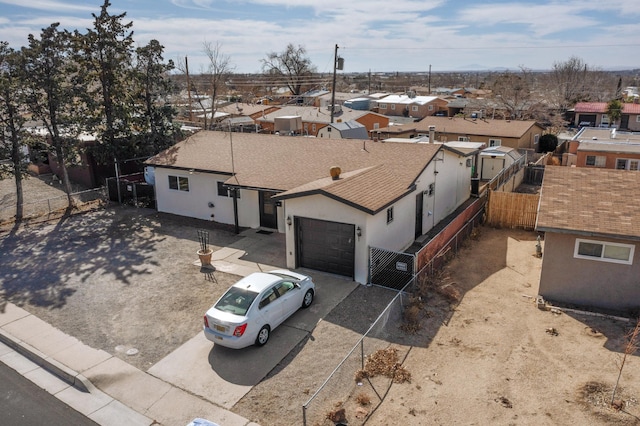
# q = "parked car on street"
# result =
<box><xmin>203</xmin><ymin>269</ymin><xmax>315</xmax><ymax>349</ymax></box>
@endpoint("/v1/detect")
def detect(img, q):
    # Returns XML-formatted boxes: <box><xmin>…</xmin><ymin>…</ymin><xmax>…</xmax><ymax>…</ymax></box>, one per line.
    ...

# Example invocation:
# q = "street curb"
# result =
<box><xmin>0</xmin><ymin>328</ymin><xmax>91</xmax><ymax>393</ymax></box>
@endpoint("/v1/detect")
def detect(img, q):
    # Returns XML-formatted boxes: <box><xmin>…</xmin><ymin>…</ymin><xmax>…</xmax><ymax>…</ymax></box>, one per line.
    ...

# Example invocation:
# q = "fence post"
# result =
<box><xmin>302</xmin><ymin>405</ymin><xmax>307</xmax><ymax>426</ymax></box>
<box><xmin>360</xmin><ymin>339</ymin><xmax>365</xmax><ymax>370</ymax></box>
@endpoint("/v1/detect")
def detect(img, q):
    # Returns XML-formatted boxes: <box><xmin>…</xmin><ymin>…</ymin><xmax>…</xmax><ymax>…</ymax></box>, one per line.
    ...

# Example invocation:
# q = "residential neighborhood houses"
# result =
<box><xmin>4</xmin><ymin>3</ymin><xmax>640</xmax><ymax>422</ymax></box>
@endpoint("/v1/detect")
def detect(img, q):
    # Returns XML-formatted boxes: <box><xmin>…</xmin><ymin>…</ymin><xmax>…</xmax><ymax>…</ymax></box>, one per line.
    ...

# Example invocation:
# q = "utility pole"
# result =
<box><xmin>330</xmin><ymin>44</ymin><xmax>344</xmax><ymax>123</ymax></box>
<box><xmin>185</xmin><ymin>56</ymin><xmax>193</xmax><ymax>122</ymax></box>
<box><xmin>428</xmin><ymin>64</ymin><xmax>432</xmax><ymax>94</ymax></box>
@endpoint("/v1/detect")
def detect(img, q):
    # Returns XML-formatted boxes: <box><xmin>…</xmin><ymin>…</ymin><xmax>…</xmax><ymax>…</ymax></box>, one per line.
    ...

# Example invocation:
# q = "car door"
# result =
<box><xmin>274</xmin><ymin>281</ymin><xmax>299</xmax><ymax>321</ymax></box>
<box><xmin>257</xmin><ymin>286</ymin><xmax>284</xmax><ymax>328</ymax></box>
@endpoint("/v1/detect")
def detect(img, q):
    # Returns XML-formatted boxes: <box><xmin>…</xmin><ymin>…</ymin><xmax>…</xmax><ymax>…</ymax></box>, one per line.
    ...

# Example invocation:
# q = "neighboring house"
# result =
<box><xmin>573</xmin><ymin>102</ymin><xmax>640</xmax><ymax>131</ymax></box>
<box><xmin>478</xmin><ymin>146</ymin><xmax>523</xmax><ymax>180</ymax></box>
<box><xmin>373</xmin><ymin>94</ymin><xmax>448</xmax><ymax>119</ymax></box>
<box><xmin>256</xmin><ymin>105</ymin><xmax>389</xmax><ymax>136</ymax></box>
<box><xmin>372</xmin><ymin>116</ymin><xmax>544</xmax><ymax>150</ymax></box>
<box><xmin>536</xmin><ymin>166</ymin><xmax>640</xmax><ymax>314</ymax></box>
<box><xmin>145</xmin><ymin>131</ymin><xmax>476</xmax><ymax>284</ymax></box>
<box><xmin>316</xmin><ymin>120</ymin><xmax>368</xmax><ymax>139</ymax></box>
<box><xmin>565</xmin><ymin>127</ymin><xmax>640</xmax><ymax>169</ymax></box>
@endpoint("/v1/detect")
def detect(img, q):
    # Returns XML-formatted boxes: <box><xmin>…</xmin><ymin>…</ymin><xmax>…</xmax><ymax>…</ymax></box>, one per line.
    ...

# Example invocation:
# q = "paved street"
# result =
<box><xmin>0</xmin><ymin>361</ymin><xmax>98</xmax><ymax>426</ymax></box>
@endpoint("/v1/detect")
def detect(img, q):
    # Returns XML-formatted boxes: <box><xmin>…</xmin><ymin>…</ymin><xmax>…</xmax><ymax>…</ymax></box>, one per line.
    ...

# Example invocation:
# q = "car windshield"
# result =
<box><xmin>215</xmin><ymin>287</ymin><xmax>259</xmax><ymax>316</ymax></box>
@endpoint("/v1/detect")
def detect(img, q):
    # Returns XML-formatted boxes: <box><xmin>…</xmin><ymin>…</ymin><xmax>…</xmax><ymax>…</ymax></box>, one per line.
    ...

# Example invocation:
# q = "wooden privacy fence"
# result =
<box><xmin>486</xmin><ymin>190</ymin><xmax>540</xmax><ymax>230</ymax></box>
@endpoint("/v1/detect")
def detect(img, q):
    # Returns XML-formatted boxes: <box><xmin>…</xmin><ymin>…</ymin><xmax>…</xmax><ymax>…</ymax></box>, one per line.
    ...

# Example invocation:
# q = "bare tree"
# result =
<box><xmin>262</xmin><ymin>44</ymin><xmax>316</xmax><ymax>96</ymax></box>
<box><xmin>611</xmin><ymin>318</ymin><xmax>640</xmax><ymax>407</ymax></box>
<box><xmin>491</xmin><ymin>68</ymin><xmax>542</xmax><ymax>120</ymax></box>
<box><xmin>202</xmin><ymin>41</ymin><xmax>234</xmax><ymax>130</ymax></box>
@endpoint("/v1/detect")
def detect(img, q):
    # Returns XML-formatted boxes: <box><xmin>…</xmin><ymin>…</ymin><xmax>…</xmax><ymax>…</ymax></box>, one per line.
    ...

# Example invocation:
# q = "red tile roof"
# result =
<box><xmin>574</xmin><ymin>102</ymin><xmax>640</xmax><ymax>114</ymax></box>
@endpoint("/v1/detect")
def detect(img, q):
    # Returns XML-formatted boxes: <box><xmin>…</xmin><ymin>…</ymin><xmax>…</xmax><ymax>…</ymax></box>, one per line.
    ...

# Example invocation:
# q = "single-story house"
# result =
<box><xmin>145</xmin><ymin>131</ymin><xmax>477</xmax><ymax>284</ymax></box>
<box><xmin>536</xmin><ymin>166</ymin><xmax>640</xmax><ymax>314</ymax></box>
<box><xmin>573</xmin><ymin>102</ymin><xmax>640</xmax><ymax>131</ymax></box>
<box><xmin>255</xmin><ymin>105</ymin><xmax>389</xmax><ymax>137</ymax></box>
<box><xmin>371</xmin><ymin>116</ymin><xmax>545</xmax><ymax>151</ymax></box>
<box><xmin>373</xmin><ymin>94</ymin><xmax>448</xmax><ymax>119</ymax></box>
<box><xmin>316</xmin><ymin>120</ymin><xmax>368</xmax><ymax>139</ymax></box>
<box><xmin>565</xmin><ymin>127</ymin><xmax>640</xmax><ymax>169</ymax></box>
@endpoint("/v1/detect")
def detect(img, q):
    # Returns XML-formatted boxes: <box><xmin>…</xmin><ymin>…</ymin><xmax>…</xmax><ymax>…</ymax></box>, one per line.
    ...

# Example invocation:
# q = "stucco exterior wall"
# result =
<box><xmin>576</xmin><ymin>150</ymin><xmax>640</xmax><ymax>169</ymax></box>
<box><xmin>283</xmin><ymin>195</ymin><xmax>369</xmax><ymax>284</ymax></box>
<box><xmin>154</xmin><ymin>167</ymin><xmax>260</xmax><ymax>227</ymax></box>
<box><xmin>539</xmin><ymin>232</ymin><xmax>640</xmax><ymax>313</ymax></box>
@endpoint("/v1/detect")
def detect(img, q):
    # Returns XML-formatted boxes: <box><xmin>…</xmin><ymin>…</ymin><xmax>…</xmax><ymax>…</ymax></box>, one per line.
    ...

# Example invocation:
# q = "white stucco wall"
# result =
<box><xmin>283</xmin><ymin>195</ymin><xmax>369</xmax><ymax>283</ymax></box>
<box><xmin>154</xmin><ymin>167</ymin><xmax>260</xmax><ymax>227</ymax></box>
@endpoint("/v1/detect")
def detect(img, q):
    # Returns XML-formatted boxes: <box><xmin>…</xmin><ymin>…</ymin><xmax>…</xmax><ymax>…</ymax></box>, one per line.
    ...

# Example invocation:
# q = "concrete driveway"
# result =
<box><xmin>148</xmin><ymin>260</ymin><xmax>357</xmax><ymax>409</ymax></box>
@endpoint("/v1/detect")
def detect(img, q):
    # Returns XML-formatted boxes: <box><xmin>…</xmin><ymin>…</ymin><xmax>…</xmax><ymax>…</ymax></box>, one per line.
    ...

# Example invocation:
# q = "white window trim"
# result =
<box><xmin>458</xmin><ymin>136</ymin><xmax>469</xmax><ymax>142</ymax></box>
<box><xmin>379</xmin><ymin>104</ymin><xmax>387</xmax><ymax>109</ymax></box>
<box><xmin>489</xmin><ymin>139</ymin><xmax>502</xmax><ymax>147</ymax></box>
<box><xmin>636</xmin><ymin>115</ymin><xmax>640</xmax><ymax>123</ymax></box>
<box><xmin>168</xmin><ymin>175</ymin><xmax>190</xmax><ymax>192</ymax></box>
<box><xmin>390</xmin><ymin>104</ymin><xmax>396</xmax><ymax>110</ymax></box>
<box><xmin>412</xmin><ymin>105</ymin><xmax>419</xmax><ymax>112</ymax></box>
<box><xmin>574</xmin><ymin>238</ymin><xmax>635</xmax><ymax>265</ymax></box>
<box><xmin>428</xmin><ymin>105</ymin><xmax>434</xmax><ymax>111</ymax></box>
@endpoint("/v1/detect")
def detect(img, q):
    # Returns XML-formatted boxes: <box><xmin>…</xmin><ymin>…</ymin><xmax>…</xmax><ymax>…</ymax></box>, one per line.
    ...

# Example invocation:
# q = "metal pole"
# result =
<box><xmin>114</xmin><ymin>158</ymin><xmax>122</xmax><ymax>204</ymax></box>
<box><xmin>330</xmin><ymin>44</ymin><xmax>338</xmax><ymax>124</ymax></box>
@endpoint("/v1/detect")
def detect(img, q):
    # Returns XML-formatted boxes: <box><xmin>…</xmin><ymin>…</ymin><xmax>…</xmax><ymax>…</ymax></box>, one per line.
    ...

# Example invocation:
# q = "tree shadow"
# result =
<box><xmin>0</xmin><ymin>206</ymin><xmax>164</xmax><ymax>308</ymax></box>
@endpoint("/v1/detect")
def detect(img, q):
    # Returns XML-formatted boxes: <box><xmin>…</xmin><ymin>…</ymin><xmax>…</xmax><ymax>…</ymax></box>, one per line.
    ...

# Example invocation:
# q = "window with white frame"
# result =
<box><xmin>636</xmin><ymin>115</ymin><xmax>640</xmax><ymax>123</ymax></box>
<box><xmin>574</xmin><ymin>238</ymin><xmax>635</xmax><ymax>265</ymax></box>
<box><xmin>311</xmin><ymin>124</ymin><xmax>316</xmax><ymax>132</ymax></box>
<box><xmin>386</xmin><ymin>207</ymin><xmax>394</xmax><ymax>224</ymax></box>
<box><xmin>379</xmin><ymin>104</ymin><xmax>387</xmax><ymax>109</ymax></box>
<box><xmin>391</xmin><ymin>104</ymin><xmax>396</xmax><ymax>110</ymax></box>
<box><xmin>534</xmin><ymin>134</ymin><xmax>540</xmax><ymax>145</ymax></box>
<box><xmin>373</xmin><ymin>122</ymin><xmax>380</xmax><ymax>129</ymax></box>
<box><xmin>616</xmin><ymin>158</ymin><xmax>640</xmax><ymax>171</ymax></box>
<box><xmin>412</xmin><ymin>105</ymin><xmax>419</xmax><ymax>112</ymax></box>
<box><xmin>168</xmin><ymin>175</ymin><xmax>189</xmax><ymax>192</ymax></box>
<box><xmin>489</xmin><ymin>139</ymin><xmax>502</xmax><ymax>147</ymax></box>
<box><xmin>217</xmin><ymin>181</ymin><xmax>241</xmax><ymax>198</ymax></box>
<box><xmin>585</xmin><ymin>155</ymin><xmax>606</xmax><ymax>167</ymax></box>
<box><xmin>428</xmin><ymin>105</ymin><xmax>434</xmax><ymax>111</ymax></box>
<box><xmin>458</xmin><ymin>136</ymin><xmax>469</xmax><ymax>142</ymax></box>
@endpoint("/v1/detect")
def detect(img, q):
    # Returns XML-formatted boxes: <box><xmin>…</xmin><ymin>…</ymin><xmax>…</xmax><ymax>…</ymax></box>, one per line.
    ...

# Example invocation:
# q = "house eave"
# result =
<box><xmin>535</xmin><ymin>226</ymin><xmax>640</xmax><ymax>243</ymax></box>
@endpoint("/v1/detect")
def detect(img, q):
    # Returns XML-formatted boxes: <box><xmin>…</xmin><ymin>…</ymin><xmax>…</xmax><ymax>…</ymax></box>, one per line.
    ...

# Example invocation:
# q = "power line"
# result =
<box><xmin>344</xmin><ymin>43</ymin><xmax>640</xmax><ymax>51</ymax></box>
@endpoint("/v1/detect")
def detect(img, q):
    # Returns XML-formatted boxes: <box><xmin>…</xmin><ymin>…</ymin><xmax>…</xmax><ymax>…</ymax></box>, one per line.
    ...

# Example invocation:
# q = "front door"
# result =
<box><xmin>621</xmin><ymin>115</ymin><xmax>630</xmax><ymax>130</ymax></box>
<box><xmin>415</xmin><ymin>192</ymin><xmax>423</xmax><ymax>239</ymax></box>
<box><xmin>259</xmin><ymin>191</ymin><xmax>278</xmax><ymax>229</ymax></box>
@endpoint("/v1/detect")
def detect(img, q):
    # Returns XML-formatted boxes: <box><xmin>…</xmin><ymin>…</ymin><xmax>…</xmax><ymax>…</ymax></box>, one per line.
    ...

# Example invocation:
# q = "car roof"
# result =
<box><xmin>231</xmin><ymin>272</ymin><xmax>282</xmax><ymax>293</ymax></box>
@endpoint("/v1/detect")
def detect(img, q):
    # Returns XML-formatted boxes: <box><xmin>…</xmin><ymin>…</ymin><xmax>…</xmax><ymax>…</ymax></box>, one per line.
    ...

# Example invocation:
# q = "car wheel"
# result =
<box><xmin>255</xmin><ymin>325</ymin><xmax>270</xmax><ymax>346</ymax></box>
<box><xmin>302</xmin><ymin>289</ymin><xmax>314</xmax><ymax>308</ymax></box>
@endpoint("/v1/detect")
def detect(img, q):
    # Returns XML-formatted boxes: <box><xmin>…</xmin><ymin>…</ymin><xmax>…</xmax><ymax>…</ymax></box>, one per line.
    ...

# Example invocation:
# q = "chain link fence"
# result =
<box><xmin>0</xmin><ymin>187</ymin><xmax>107</xmax><ymax>225</ymax></box>
<box><xmin>302</xmin><ymin>289</ymin><xmax>414</xmax><ymax>426</ymax></box>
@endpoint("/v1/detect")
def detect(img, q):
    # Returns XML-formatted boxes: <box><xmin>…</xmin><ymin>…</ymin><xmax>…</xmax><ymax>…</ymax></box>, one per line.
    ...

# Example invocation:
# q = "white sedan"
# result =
<box><xmin>203</xmin><ymin>269</ymin><xmax>315</xmax><ymax>349</ymax></box>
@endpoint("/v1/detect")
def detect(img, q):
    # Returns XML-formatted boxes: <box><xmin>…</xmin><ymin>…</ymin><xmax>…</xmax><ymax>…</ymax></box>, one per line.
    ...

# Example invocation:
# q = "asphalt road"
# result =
<box><xmin>0</xmin><ymin>361</ymin><xmax>98</xmax><ymax>426</ymax></box>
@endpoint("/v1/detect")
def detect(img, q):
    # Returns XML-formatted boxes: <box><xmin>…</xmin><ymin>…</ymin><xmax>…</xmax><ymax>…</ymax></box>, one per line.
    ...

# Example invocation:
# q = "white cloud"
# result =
<box><xmin>0</xmin><ymin>0</ymin><xmax>96</xmax><ymax>13</ymax></box>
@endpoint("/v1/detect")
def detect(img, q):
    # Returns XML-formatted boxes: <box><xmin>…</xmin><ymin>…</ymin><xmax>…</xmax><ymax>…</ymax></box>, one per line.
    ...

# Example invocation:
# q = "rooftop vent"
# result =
<box><xmin>330</xmin><ymin>166</ymin><xmax>341</xmax><ymax>180</ymax></box>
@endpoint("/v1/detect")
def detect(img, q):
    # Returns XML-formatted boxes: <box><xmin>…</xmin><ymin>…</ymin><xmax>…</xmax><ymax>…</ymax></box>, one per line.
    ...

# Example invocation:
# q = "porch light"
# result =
<box><xmin>286</xmin><ymin>216</ymin><xmax>292</xmax><ymax>227</ymax></box>
<box><xmin>356</xmin><ymin>226</ymin><xmax>362</xmax><ymax>237</ymax></box>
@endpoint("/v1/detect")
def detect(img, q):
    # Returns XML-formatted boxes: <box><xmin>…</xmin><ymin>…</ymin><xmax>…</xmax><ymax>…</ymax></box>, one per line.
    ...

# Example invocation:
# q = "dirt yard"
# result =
<box><xmin>233</xmin><ymin>228</ymin><xmax>640</xmax><ymax>426</ymax></box>
<box><xmin>2</xmin><ymin>175</ymin><xmax>640</xmax><ymax>425</ymax></box>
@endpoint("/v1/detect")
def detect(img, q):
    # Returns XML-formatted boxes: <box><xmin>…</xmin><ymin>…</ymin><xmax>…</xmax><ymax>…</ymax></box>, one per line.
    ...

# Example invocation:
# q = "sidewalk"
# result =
<box><xmin>0</xmin><ymin>302</ymin><xmax>258</xmax><ymax>426</ymax></box>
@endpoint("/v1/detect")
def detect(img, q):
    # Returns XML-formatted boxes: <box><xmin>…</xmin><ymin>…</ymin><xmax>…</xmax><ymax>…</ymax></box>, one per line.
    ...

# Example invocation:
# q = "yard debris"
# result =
<box><xmin>495</xmin><ymin>396</ymin><xmax>513</xmax><ymax>408</ymax></box>
<box><xmin>355</xmin><ymin>347</ymin><xmax>412</xmax><ymax>384</ymax></box>
<box><xmin>326</xmin><ymin>404</ymin><xmax>347</xmax><ymax>423</ymax></box>
<box><xmin>546</xmin><ymin>327</ymin><xmax>559</xmax><ymax>336</ymax></box>
<box><xmin>355</xmin><ymin>406</ymin><xmax>369</xmax><ymax>419</ymax></box>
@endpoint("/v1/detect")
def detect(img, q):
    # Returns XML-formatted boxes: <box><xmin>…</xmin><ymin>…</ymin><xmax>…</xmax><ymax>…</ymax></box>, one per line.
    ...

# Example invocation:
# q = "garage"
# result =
<box><xmin>295</xmin><ymin>217</ymin><xmax>355</xmax><ymax>278</ymax></box>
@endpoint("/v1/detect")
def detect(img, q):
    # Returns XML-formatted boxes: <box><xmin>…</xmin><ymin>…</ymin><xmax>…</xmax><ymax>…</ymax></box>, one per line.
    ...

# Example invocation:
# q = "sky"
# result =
<box><xmin>0</xmin><ymin>0</ymin><xmax>638</xmax><ymax>74</ymax></box>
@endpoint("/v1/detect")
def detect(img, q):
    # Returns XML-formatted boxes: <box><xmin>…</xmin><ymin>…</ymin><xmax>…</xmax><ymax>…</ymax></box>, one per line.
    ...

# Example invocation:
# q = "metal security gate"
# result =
<box><xmin>369</xmin><ymin>247</ymin><xmax>415</xmax><ymax>290</ymax></box>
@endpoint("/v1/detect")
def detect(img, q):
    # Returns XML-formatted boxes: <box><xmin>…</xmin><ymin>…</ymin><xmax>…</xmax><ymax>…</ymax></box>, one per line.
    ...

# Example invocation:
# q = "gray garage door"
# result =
<box><xmin>296</xmin><ymin>217</ymin><xmax>355</xmax><ymax>278</ymax></box>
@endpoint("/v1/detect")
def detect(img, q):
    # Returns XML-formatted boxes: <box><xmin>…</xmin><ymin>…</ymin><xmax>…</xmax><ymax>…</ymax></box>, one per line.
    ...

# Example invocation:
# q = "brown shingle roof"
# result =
<box><xmin>146</xmin><ymin>131</ymin><xmax>441</xmax><ymax>213</ymax></box>
<box><xmin>536</xmin><ymin>166</ymin><xmax>640</xmax><ymax>240</ymax></box>
<box><xmin>377</xmin><ymin>117</ymin><xmax>542</xmax><ymax>138</ymax></box>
